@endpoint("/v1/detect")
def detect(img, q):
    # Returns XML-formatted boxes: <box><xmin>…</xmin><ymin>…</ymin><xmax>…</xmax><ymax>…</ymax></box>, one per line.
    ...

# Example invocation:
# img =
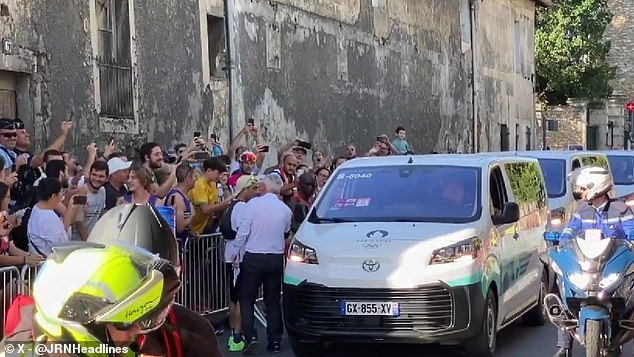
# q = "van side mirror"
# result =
<box><xmin>492</xmin><ymin>202</ymin><xmax>520</xmax><ymax>225</ymax></box>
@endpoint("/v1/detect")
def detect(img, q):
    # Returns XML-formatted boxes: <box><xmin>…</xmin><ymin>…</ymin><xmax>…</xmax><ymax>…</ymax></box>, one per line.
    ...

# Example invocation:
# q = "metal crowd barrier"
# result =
<box><xmin>0</xmin><ymin>266</ymin><xmax>22</xmax><ymax>336</ymax></box>
<box><xmin>176</xmin><ymin>233</ymin><xmax>268</xmax><ymax>327</ymax></box>
<box><xmin>18</xmin><ymin>264</ymin><xmax>41</xmax><ymax>296</ymax></box>
<box><xmin>177</xmin><ymin>233</ymin><xmax>229</xmax><ymax>314</ymax></box>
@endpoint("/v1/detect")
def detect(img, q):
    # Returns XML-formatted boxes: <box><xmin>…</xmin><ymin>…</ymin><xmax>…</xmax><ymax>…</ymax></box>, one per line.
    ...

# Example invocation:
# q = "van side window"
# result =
<box><xmin>504</xmin><ymin>162</ymin><xmax>547</xmax><ymax>217</ymax></box>
<box><xmin>489</xmin><ymin>167</ymin><xmax>508</xmax><ymax>216</ymax></box>
<box><xmin>581</xmin><ymin>156</ymin><xmax>609</xmax><ymax>169</ymax></box>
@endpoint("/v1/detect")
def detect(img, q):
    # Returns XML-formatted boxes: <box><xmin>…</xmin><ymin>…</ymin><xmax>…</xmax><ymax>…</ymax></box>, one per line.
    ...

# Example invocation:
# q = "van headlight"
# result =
<box><xmin>429</xmin><ymin>237</ymin><xmax>482</xmax><ymax>265</ymax></box>
<box><xmin>288</xmin><ymin>240</ymin><xmax>319</xmax><ymax>264</ymax></box>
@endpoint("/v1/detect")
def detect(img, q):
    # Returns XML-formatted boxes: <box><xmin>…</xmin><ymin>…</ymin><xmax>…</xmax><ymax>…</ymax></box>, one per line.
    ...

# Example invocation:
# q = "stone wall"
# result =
<box><xmin>537</xmin><ymin>104</ymin><xmax>586</xmax><ymax>150</ymax></box>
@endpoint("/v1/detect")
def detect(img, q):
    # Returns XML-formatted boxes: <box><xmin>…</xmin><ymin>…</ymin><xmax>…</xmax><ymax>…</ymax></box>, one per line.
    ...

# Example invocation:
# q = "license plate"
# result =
<box><xmin>340</xmin><ymin>301</ymin><xmax>400</xmax><ymax>316</ymax></box>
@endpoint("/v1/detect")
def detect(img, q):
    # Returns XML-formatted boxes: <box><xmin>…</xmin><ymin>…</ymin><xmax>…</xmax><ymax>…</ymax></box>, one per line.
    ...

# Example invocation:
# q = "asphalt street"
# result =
<box><xmin>217</xmin><ymin>321</ymin><xmax>634</xmax><ymax>357</ymax></box>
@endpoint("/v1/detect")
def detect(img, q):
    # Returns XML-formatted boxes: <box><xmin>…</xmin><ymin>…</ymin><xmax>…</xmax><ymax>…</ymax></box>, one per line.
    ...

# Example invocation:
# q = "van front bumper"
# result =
<box><xmin>283</xmin><ymin>281</ymin><xmax>486</xmax><ymax>344</ymax></box>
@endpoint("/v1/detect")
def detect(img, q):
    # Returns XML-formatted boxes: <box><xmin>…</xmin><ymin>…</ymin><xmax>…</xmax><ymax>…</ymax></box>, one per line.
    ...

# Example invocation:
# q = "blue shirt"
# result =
<box><xmin>0</xmin><ymin>144</ymin><xmax>16</xmax><ymax>169</ymax></box>
<box><xmin>561</xmin><ymin>199</ymin><xmax>634</xmax><ymax>241</ymax></box>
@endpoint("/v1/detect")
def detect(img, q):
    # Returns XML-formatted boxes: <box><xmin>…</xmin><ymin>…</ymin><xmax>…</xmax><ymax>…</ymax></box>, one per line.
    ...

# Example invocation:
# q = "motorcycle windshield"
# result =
<box><xmin>570</xmin><ymin>229</ymin><xmax>621</xmax><ymax>273</ymax></box>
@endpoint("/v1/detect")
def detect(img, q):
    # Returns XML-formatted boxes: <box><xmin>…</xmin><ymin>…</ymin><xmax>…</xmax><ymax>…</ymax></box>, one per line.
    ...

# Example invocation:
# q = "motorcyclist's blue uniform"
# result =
<box><xmin>556</xmin><ymin>198</ymin><xmax>634</xmax><ymax>350</ymax></box>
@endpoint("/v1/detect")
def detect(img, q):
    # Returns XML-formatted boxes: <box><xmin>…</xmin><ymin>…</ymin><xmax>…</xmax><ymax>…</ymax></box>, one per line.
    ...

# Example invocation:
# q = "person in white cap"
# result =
<box><xmin>219</xmin><ymin>174</ymin><xmax>259</xmax><ymax>352</ymax></box>
<box><xmin>104</xmin><ymin>157</ymin><xmax>131</xmax><ymax>210</ymax></box>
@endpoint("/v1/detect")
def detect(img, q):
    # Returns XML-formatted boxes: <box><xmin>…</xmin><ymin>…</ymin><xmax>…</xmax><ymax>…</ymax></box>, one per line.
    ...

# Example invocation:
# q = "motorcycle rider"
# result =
<box><xmin>1</xmin><ymin>240</ymin><xmax>181</xmax><ymax>356</ymax></box>
<box><xmin>86</xmin><ymin>203</ymin><xmax>223</xmax><ymax>357</ymax></box>
<box><xmin>553</xmin><ymin>166</ymin><xmax>634</xmax><ymax>357</ymax></box>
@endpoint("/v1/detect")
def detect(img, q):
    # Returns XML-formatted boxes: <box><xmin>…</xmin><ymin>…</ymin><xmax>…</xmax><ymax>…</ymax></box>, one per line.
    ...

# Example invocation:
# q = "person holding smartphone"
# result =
<box><xmin>27</xmin><ymin>177</ymin><xmax>83</xmax><ymax>257</ymax></box>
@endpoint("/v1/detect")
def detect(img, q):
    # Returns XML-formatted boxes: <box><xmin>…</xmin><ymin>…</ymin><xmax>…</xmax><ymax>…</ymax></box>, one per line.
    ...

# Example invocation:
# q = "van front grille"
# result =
<box><xmin>292</xmin><ymin>284</ymin><xmax>454</xmax><ymax>333</ymax></box>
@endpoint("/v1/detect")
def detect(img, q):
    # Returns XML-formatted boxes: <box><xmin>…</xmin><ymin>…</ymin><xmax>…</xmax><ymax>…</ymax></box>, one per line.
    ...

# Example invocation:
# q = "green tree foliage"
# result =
<box><xmin>505</xmin><ymin>163</ymin><xmax>547</xmax><ymax>214</ymax></box>
<box><xmin>581</xmin><ymin>155</ymin><xmax>609</xmax><ymax>169</ymax></box>
<box><xmin>536</xmin><ymin>0</ymin><xmax>616</xmax><ymax>105</ymax></box>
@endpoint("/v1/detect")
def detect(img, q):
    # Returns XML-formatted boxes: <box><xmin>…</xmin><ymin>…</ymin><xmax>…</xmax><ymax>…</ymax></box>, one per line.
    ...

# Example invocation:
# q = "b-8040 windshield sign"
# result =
<box><xmin>336</xmin><ymin>173</ymin><xmax>373</xmax><ymax>180</ymax></box>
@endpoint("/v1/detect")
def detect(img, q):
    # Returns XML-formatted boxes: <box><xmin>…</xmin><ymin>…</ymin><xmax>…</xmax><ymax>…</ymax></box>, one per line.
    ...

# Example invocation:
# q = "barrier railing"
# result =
<box><xmin>0</xmin><ymin>266</ymin><xmax>22</xmax><ymax>335</ymax></box>
<box><xmin>175</xmin><ymin>233</ymin><xmax>268</xmax><ymax>326</ymax></box>
<box><xmin>177</xmin><ymin>233</ymin><xmax>229</xmax><ymax>314</ymax></box>
<box><xmin>18</xmin><ymin>264</ymin><xmax>41</xmax><ymax>296</ymax></box>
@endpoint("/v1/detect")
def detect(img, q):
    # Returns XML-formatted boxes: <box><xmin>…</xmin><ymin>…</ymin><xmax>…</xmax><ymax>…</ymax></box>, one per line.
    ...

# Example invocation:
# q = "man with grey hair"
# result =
<box><xmin>232</xmin><ymin>173</ymin><xmax>291</xmax><ymax>354</ymax></box>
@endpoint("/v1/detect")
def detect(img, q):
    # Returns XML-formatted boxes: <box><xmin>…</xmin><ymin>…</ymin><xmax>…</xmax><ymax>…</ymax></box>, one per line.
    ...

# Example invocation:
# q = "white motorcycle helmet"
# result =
<box><xmin>567</xmin><ymin>166</ymin><xmax>613</xmax><ymax>201</ymax></box>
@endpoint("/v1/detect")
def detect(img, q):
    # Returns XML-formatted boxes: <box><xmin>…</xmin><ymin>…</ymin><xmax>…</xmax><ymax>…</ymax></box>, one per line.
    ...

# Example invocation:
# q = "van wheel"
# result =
<box><xmin>464</xmin><ymin>289</ymin><xmax>497</xmax><ymax>357</ymax></box>
<box><xmin>523</xmin><ymin>271</ymin><xmax>548</xmax><ymax>326</ymax></box>
<box><xmin>289</xmin><ymin>334</ymin><xmax>324</xmax><ymax>357</ymax></box>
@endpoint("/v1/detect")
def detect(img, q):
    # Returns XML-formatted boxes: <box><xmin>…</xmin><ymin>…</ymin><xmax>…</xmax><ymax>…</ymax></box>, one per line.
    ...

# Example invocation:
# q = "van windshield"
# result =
<box><xmin>607</xmin><ymin>155</ymin><xmax>634</xmax><ymax>185</ymax></box>
<box><xmin>311</xmin><ymin>165</ymin><xmax>482</xmax><ymax>223</ymax></box>
<box><xmin>537</xmin><ymin>158</ymin><xmax>566</xmax><ymax>198</ymax></box>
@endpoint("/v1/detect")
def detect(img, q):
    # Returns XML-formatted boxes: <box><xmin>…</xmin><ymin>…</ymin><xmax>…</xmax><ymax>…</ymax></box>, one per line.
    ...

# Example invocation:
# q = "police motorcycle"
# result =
<box><xmin>543</xmin><ymin>227</ymin><xmax>634</xmax><ymax>357</ymax></box>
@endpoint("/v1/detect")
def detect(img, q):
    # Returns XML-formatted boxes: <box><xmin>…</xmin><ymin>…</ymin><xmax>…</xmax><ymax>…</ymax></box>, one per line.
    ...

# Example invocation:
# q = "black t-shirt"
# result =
<box><xmin>139</xmin><ymin>304</ymin><xmax>223</xmax><ymax>357</ymax></box>
<box><xmin>104</xmin><ymin>182</ymin><xmax>128</xmax><ymax>210</ymax></box>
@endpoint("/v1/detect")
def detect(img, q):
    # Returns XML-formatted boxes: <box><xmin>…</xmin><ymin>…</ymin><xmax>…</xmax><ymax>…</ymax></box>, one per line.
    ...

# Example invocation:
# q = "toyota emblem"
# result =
<box><xmin>362</xmin><ymin>259</ymin><xmax>380</xmax><ymax>272</ymax></box>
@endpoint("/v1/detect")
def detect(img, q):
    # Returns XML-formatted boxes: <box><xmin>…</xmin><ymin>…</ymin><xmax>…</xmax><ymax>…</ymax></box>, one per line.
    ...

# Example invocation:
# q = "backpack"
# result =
<box><xmin>218</xmin><ymin>200</ymin><xmax>239</xmax><ymax>240</ymax></box>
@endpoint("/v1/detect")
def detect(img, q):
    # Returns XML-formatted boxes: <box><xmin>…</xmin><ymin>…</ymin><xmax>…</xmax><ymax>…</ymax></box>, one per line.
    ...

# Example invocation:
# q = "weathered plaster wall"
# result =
<box><xmin>476</xmin><ymin>0</ymin><xmax>537</xmax><ymax>152</ymax></box>
<box><xmin>29</xmin><ymin>0</ymin><xmax>97</xmax><ymax>154</ymax></box>
<box><xmin>233</xmin><ymin>0</ymin><xmax>472</xmax><ymax>163</ymax></box>
<box><xmin>133</xmin><ymin>0</ymin><xmax>215</xmax><ymax>151</ymax></box>
<box><xmin>606</xmin><ymin>0</ymin><xmax>634</xmax><ymax>100</ymax></box>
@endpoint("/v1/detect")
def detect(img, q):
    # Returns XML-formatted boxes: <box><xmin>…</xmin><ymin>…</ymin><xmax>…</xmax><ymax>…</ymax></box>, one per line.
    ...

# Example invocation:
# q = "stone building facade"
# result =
<box><xmin>0</xmin><ymin>0</ymin><xmax>546</xmax><ymax>162</ymax></box>
<box><xmin>562</xmin><ymin>0</ymin><xmax>634</xmax><ymax>151</ymax></box>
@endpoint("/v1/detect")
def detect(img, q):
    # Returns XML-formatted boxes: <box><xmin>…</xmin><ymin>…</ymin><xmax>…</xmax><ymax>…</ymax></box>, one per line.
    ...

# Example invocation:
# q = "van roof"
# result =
<box><xmin>339</xmin><ymin>154</ymin><xmax>538</xmax><ymax>169</ymax></box>
<box><xmin>596</xmin><ymin>150</ymin><xmax>634</xmax><ymax>157</ymax></box>
<box><xmin>474</xmin><ymin>150</ymin><xmax>608</xmax><ymax>160</ymax></box>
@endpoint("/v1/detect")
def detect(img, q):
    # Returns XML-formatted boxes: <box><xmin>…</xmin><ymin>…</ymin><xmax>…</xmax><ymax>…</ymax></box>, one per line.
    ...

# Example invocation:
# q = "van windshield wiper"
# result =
<box><xmin>309</xmin><ymin>216</ymin><xmax>353</xmax><ymax>223</ymax></box>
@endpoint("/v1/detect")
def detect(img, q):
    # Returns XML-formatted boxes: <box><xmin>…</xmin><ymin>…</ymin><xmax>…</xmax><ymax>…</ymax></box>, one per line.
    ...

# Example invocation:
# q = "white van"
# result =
<box><xmin>283</xmin><ymin>154</ymin><xmax>549</xmax><ymax>357</ymax></box>
<box><xmin>509</xmin><ymin>151</ymin><xmax>613</xmax><ymax>231</ymax></box>
<box><xmin>599</xmin><ymin>150</ymin><xmax>634</xmax><ymax>203</ymax></box>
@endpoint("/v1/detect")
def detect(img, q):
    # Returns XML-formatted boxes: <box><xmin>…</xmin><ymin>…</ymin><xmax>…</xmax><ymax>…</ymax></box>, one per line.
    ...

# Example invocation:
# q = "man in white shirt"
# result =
<box><xmin>232</xmin><ymin>174</ymin><xmax>291</xmax><ymax>354</ymax></box>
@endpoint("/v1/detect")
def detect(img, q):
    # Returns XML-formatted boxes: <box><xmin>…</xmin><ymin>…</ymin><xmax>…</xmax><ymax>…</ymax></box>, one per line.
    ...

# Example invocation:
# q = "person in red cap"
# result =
<box><xmin>227</xmin><ymin>151</ymin><xmax>258</xmax><ymax>190</ymax></box>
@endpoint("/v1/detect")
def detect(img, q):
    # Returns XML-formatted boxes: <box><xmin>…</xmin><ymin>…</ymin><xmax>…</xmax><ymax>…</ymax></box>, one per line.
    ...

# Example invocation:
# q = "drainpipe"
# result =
<box><xmin>469</xmin><ymin>0</ymin><xmax>479</xmax><ymax>153</ymax></box>
<box><xmin>224</xmin><ymin>0</ymin><xmax>237</xmax><ymax>142</ymax></box>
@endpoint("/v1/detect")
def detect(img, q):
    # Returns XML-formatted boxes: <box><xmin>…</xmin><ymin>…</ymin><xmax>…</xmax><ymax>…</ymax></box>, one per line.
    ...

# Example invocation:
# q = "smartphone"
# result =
<box><xmin>194</xmin><ymin>131</ymin><xmax>201</xmax><ymax>138</ymax></box>
<box><xmin>73</xmin><ymin>195</ymin><xmax>87</xmax><ymax>205</ymax></box>
<box><xmin>297</xmin><ymin>140</ymin><xmax>312</xmax><ymax>150</ymax></box>
<box><xmin>193</xmin><ymin>151</ymin><xmax>211</xmax><ymax>160</ymax></box>
<box><xmin>247</xmin><ymin>118</ymin><xmax>255</xmax><ymax>126</ymax></box>
<box><xmin>260</xmin><ymin>145</ymin><xmax>270</xmax><ymax>153</ymax></box>
<box><xmin>189</xmin><ymin>161</ymin><xmax>203</xmax><ymax>170</ymax></box>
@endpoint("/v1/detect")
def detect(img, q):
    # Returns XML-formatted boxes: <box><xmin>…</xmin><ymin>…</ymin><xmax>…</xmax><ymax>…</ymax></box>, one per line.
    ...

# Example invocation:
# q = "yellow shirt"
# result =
<box><xmin>188</xmin><ymin>176</ymin><xmax>218</xmax><ymax>234</ymax></box>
